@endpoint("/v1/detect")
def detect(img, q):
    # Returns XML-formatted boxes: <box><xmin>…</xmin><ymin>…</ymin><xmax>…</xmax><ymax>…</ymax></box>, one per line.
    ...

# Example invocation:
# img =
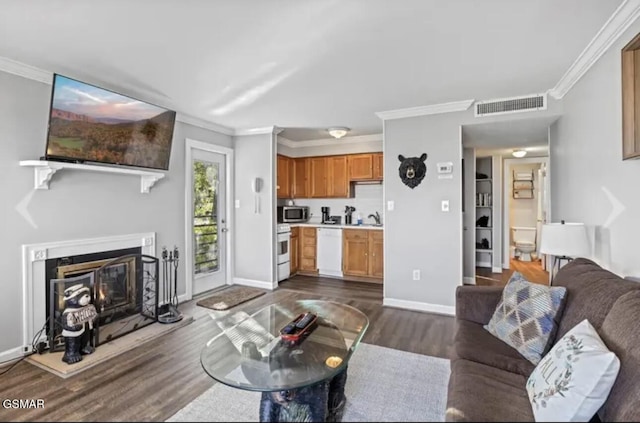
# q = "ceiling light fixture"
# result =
<box><xmin>328</xmin><ymin>127</ymin><xmax>350</xmax><ymax>139</ymax></box>
<box><xmin>512</xmin><ymin>149</ymin><xmax>527</xmax><ymax>158</ymax></box>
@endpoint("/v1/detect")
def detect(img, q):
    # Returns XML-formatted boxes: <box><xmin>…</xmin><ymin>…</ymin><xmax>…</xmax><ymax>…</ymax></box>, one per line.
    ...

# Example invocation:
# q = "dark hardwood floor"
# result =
<box><xmin>0</xmin><ymin>275</ymin><xmax>455</xmax><ymax>422</ymax></box>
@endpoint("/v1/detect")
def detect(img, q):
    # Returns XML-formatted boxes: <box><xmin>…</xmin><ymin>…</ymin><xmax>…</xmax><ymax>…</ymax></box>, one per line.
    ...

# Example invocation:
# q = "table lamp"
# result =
<box><xmin>540</xmin><ymin>221</ymin><xmax>589</xmax><ymax>284</ymax></box>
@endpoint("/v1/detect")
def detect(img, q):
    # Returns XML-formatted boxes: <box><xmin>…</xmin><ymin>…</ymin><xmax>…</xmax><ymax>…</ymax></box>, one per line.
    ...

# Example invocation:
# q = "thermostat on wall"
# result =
<box><xmin>437</xmin><ymin>162</ymin><xmax>453</xmax><ymax>179</ymax></box>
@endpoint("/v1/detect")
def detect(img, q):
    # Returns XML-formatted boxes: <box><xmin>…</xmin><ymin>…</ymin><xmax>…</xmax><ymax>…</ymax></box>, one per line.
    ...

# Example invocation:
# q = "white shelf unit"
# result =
<box><xmin>19</xmin><ymin>160</ymin><xmax>166</xmax><ymax>193</ymax></box>
<box><xmin>475</xmin><ymin>158</ymin><xmax>493</xmax><ymax>268</ymax></box>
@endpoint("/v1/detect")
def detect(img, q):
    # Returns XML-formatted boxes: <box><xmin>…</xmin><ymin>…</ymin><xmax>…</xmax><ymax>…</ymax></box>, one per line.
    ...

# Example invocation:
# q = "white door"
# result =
<box><xmin>190</xmin><ymin>149</ymin><xmax>227</xmax><ymax>294</ymax></box>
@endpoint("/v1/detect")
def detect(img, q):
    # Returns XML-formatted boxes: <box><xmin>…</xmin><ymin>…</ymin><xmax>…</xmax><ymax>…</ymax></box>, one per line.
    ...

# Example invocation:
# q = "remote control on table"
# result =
<box><xmin>295</xmin><ymin>312</ymin><xmax>316</xmax><ymax>329</ymax></box>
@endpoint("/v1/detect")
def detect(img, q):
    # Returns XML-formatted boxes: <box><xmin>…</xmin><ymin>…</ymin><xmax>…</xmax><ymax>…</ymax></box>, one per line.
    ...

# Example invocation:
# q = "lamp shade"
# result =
<box><xmin>540</xmin><ymin>222</ymin><xmax>589</xmax><ymax>258</ymax></box>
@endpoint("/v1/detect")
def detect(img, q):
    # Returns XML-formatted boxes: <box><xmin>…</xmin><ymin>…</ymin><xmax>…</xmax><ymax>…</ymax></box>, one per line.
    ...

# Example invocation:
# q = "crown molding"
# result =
<box><xmin>550</xmin><ymin>0</ymin><xmax>640</xmax><ymax>100</ymax></box>
<box><xmin>277</xmin><ymin>133</ymin><xmax>383</xmax><ymax>148</ymax></box>
<box><xmin>375</xmin><ymin>99</ymin><xmax>474</xmax><ymax>121</ymax></box>
<box><xmin>175</xmin><ymin>113</ymin><xmax>234</xmax><ymax>135</ymax></box>
<box><xmin>0</xmin><ymin>56</ymin><xmax>52</xmax><ymax>84</ymax></box>
<box><xmin>234</xmin><ymin>126</ymin><xmax>283</xmax><ymax>136</ymax></box>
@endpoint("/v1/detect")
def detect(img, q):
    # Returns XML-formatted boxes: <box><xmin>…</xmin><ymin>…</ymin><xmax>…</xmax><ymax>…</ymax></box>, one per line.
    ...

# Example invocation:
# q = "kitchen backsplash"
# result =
<box><xmin>280</xmin><ymin>184</ymin><xmax>384</xmax><ymax>224</ymax></box>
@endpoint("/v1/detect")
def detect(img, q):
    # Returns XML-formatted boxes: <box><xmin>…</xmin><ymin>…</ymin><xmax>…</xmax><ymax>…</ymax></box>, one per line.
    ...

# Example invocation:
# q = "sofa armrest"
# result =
<box><xmin>455</xmin><ymin>285</ymin><xmax>504</xmax><ymax>325</ymax></box>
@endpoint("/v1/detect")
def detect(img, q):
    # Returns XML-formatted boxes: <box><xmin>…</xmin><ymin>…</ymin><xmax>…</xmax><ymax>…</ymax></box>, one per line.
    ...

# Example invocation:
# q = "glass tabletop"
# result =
<box><xmin>200</xmin><ymin>299</ymin><xmax>369</xmax><ymax>392</ymax></box>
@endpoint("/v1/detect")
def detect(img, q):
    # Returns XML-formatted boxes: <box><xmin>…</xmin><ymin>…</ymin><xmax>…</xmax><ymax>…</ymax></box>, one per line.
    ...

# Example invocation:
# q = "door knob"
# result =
<box><xmin>221</xmin><ymin>228</ymin><xmax>228</xmax><ymax>233</ymax></box>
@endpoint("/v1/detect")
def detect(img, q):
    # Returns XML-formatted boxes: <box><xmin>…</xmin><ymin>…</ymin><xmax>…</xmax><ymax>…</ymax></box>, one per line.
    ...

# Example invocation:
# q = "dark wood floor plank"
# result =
<box><xmin>0</xmin><ymin>275</ymin><xmax>454</xmax><ymax>421</ymax></box>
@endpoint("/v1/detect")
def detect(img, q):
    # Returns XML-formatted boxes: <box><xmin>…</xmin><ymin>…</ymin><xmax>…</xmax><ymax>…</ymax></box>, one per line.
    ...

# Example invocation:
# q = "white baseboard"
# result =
<box><xmin>318</xmin><ymin>270</ymin><xmax>343</xmax><ymax>278</ymax></box>
<box><xmin>477</xmin><ymin>261</ymin><xmax>492</xmax><ymax>268</ymax></box>
<box><xmin>0</xmin><ymin>346</ymin><xmax>25</xmax><ymax>365</ymax></box>
<box><xmin>492</xmin><ymin>266</ymin><xmax>503</xmax><ymax>273</ymax></box>
<box><xmin>463</xmin><ymin>276</ymin><xmax>476</xmax><ymax>285</ymax></box>
<box><xmin>383</xmin><ymin>298</ymin><xmax>455</xmax><ymax>316</ymax></box>
<box><xmin>233</xmin><ymin>277</ymin><xmax>277</xmax><ymax>290</ymax></box>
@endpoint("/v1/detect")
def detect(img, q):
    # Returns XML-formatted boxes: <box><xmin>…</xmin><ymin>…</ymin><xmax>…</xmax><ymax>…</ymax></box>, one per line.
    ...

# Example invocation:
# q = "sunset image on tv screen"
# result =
<box><xmin>46</xmin><ymin>75</ymin><xmax>176</xmax><ymax>170</ymax></box>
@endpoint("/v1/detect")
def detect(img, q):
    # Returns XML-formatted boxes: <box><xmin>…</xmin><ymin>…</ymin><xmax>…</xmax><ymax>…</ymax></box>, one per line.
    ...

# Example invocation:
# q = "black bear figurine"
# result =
<box><xmin>61</xmin><ymin>284</ymin><xmax>97</xmax><ymax>364</ymax></box>
<box><xmin>476</xmin><ymin>215</ymin><xmax>490</xmax><ymax>227</ymax></box>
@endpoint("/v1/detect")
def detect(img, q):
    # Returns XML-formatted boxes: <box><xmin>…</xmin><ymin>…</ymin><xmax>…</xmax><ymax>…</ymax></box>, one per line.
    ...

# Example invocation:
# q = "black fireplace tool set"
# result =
<box><xmin>158</xmin><ymin>246</ymin><xmax>183</xmax><ymax>324</ymax></box>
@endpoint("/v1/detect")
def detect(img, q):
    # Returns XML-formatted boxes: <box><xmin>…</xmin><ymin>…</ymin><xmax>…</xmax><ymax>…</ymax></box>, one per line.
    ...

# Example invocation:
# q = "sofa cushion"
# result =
<box><xmin>445</xmin><ymin>359</ymin><xmax>533</xmax><ymax>422</ymax></box>
<box><xmin>453</xmin><ymin>320</ymin><xmax>535</xmax><ymax>377</ymax></box>
<box><xmin>552</xmin><ymin>258</ymin><xmax>640</xmax><ymax>341</ymax></box>
<box><xmin>484</xmin><ymin>272</ymin><xmax>566</xmax><ymax>364</ymax></box>
<box><xmin>526</xmin><ymin>319</ymin><xmax>620</xmax><ymax>422</ymax></box>
<box><xmin>598</xmin><ymin>290</ymin><xmax>640</xmax><ymax>422</ymax></box>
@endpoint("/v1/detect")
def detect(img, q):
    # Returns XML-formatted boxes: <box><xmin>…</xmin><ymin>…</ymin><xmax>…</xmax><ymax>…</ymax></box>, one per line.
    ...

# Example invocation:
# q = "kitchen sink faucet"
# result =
<box><xmin>368</xmin><ymin>211</ymin><xmax>381</xmax><ymax>225</ymax></box>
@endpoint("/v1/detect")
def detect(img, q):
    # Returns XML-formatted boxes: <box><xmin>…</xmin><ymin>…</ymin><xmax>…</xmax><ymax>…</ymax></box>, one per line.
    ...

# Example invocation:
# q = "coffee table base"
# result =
<box><xmin>259</xmin><ymin>367</ymin><xmax>348</xmax><ymax>422</ymax></box>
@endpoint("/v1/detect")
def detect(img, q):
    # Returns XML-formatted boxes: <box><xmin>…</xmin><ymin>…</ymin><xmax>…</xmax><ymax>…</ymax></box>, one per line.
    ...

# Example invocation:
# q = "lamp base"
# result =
<box><xmin>550</xmin><ymin>256</ymin><xmax>573</xmax><ymax>285</ymax></box>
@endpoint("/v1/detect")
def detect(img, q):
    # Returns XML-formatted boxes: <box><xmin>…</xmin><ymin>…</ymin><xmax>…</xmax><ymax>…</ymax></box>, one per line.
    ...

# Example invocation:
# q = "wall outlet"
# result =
<box><xmin>387</xmin><ymin>200</ymin><xmax>394</xmax><ymax>211</ymax></box>
<box><xmin>413</xmin><ymin>269</ymin><xmax>421</xmax><ymax>280</ymax></box>
<box><xmin>441</xmin><ymin>200</ymin><xmax>449</xmax><ymax>212</ymax></box>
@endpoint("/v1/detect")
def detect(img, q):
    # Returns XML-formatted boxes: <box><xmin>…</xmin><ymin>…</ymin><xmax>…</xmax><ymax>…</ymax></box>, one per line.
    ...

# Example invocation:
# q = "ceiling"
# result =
<box><xmin>0</xmin><ymin>1</ymin><xmax>622</xmax><ymax>138</ymax></box>
<box><xmin>462</xmin><ymin>115</ymin><xmax>559</xmax><ymax>149</ymax></box>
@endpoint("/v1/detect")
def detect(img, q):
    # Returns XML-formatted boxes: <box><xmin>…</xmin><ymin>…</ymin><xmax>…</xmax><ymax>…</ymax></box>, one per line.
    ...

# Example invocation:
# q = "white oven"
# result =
<box><xmin>277</xmin><ymin>224</ymin><xmax>291</xmax><ymax>281</ymax></box>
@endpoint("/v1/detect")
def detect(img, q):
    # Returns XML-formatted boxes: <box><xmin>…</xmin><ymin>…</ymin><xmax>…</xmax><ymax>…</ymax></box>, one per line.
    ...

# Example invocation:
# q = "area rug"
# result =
<box><xmin>167</xmin><ymin>343</ymin><xmax>450</xmax><ymax>422</ymax></box>
<box><xmin>196</xmin><ymin>285</ymin><xmax>267</xmax><ymax>311</ymax></box>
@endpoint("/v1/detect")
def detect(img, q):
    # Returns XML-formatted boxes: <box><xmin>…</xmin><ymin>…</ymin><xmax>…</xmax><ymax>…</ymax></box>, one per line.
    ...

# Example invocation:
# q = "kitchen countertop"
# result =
<box><xmin>290</xmin><ymin>222</ymin><xmax>383</xmax><ymax>230</ymax></box>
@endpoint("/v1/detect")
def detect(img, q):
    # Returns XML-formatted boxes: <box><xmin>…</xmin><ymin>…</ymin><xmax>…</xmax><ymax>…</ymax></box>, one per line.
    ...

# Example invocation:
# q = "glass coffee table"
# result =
<box><xmin>200</xmin><ymin>299</ymin><xmax>369</xmax><ymax>422</ymax></box>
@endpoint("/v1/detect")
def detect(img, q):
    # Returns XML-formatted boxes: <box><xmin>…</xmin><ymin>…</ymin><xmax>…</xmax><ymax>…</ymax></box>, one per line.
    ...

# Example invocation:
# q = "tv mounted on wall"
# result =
<box><xmin>45</xmin><ymin>74</ymin><xmax>176</xmax><ymax>171</ymax></box>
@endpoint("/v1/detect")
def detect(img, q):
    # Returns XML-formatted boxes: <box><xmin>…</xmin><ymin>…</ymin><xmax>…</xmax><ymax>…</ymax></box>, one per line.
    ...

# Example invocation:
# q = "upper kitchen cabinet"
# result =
<box><xmin>373</xmin><ymin>153</ymin><xmax>383</xmax><ymax>180</ymax></box>
<box><xmin>348</xmin><ymin>153</ymin><xmax>383</xmax><ymax>181</ymax></box>
<box><xmin>277</xmin><ymin>154</ymin><xmax>291</xmax><ymax>199</ymax></box>
<box><xmin>622</xmin><ymin>32</ymin><xmax>640</xmax><ymax>160</ymax></box>
<box><xmin>309</xmin><ymin>157</ymin><xmax>329</xmax><ymax>198</ymax></box>
<box><xmin>327</xmin><ymin>155</ymin><xmax>349</xmax><ymax>197</ymax></box>
<box><xmin>292</xmin><ymin>157</ymin><xmax>308</xmax><ymax>198</ymax></box>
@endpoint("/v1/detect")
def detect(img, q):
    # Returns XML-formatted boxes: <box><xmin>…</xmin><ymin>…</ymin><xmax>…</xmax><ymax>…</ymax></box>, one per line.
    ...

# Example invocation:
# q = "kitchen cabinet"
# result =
<box><xmin>343</xmin><ymin>229</ymin><xmax>383</xmax><ymax>279</ymax></box>
<box><xmin>327</xmin><ymin>155</ymin><xmax>349</xmax><ymax>197</ymax></box>
<box><xmin>622</xmin><ymin>32</ymin><xmax>640</xmax><ymax>160</ymax></box>
<box><xmin>292</xmin><ymin>158</ymin><xmax>308</xmax><ymax>198</ymax></box>
<box><xmin>299</xmin><ymin>227</ymin><xmax>317</xmax><ymax>273</ymax></box>
<box><xmin>277</xmin><ymin>155</ymin><xmax>291</xmax><ymax>199</ymax></box>
<box><xmin>309</xmin><ymin>157</ymin><xmax>328</xmax><ymax>198</ymax></box>
<box><xmin>290</xmin><ymin>227</ymin><xmax>299</xmax><ymax>274</ymax></box>
<box><xmin>373</xmin><ymin>153</ymin><xmax>383</xmax><ymax>180</ymax></box>
<box><xmin>349</xmin><ymin>154</ymin><xmax>374</xmax><ymax>180</ymax></box>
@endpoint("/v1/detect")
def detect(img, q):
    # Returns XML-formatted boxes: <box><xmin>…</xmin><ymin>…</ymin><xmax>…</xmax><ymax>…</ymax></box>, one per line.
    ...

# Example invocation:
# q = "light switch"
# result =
<box><xmin>387</xmin><ymin>200</ymin><xmax>394</xmax><ymax>211</ymax></box>
<box><xmin>441</xmin><ymin>200</ymin><xmax>450</xmax><ymax>212</ymax></box>
<box><xmin>235</xmin><ymin>200</ymin><xmax>240</xmax><ymax>208</ymax></box>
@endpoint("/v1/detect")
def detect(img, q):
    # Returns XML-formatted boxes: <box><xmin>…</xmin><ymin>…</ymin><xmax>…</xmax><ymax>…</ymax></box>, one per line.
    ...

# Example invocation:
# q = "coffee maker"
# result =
<box><xmin>321</xmin><ymin>207</ymin><xmax>330</xmax><ymax>223</ymax></box>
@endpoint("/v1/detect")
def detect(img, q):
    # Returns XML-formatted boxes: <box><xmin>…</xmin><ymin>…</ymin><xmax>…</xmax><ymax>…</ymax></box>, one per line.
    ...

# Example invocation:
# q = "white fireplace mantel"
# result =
<box><xmin>19</xmin><ymin>160</ymin><xmax>166</xmax><ymax>193</ymax></box>
<box><xmin>21</xmin><ymin>233</ymin><xmax>156</xmax><ymax>353</ymax></box>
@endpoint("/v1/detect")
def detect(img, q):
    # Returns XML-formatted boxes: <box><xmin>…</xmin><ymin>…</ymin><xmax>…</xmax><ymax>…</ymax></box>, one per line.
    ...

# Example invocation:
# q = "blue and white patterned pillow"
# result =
<box><xmin>484</xmin><ymin>272</ymin><xmax>567</xmax><ymax>364</ymax></box>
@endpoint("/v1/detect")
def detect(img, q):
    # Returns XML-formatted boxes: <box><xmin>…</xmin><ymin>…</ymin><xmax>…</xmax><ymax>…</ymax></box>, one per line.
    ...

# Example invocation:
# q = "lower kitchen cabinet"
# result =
<box><xmin>290</xmin><ymin>227</ymin><xmax>299</xmax><ymax>274</ymax></box>
<box><xmin>299</xmin><ymin>227</ymin><xmax>317</xmax><ymax>273</ymax></box>
<box><xmin>343</xmin><ymin>229</ymin><xmax>383</xmax><ymax>279</ymax></box>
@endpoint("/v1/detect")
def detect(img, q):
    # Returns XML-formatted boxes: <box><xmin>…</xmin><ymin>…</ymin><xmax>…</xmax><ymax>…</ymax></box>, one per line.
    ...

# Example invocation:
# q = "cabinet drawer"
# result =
<box><xmin>302</xmin><ymin>227</ymin><xmax>317</xmax><ymax>238</ymax></box>
<box><xmin>344</xmin><ymin>229</ymin><xmax>368</xmax><ymax>240</ymax></box>
<box><xmin>369</xmin><ymin>230</ymin><xmax>383</xmax><ymax>241</ymax></box>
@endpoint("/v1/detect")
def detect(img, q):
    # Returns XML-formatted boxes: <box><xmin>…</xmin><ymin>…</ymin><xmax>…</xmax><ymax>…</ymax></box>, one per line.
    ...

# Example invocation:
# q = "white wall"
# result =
<box><xmin>551</xmin><ymin>18</ymin><xmax>640</xmax><ymax>278</ymax></box>
<box><xmin>0</xmin><ymin>70</ymin><xmax>232</xmax><ymax>357</ymax></box>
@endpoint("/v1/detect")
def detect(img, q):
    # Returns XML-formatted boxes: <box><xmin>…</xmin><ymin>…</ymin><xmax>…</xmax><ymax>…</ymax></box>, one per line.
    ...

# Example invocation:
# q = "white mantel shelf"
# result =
<box><xmin>19</xmin><ymin>160</ymin><xmax>166</xmax><ymax>193</ymax></box>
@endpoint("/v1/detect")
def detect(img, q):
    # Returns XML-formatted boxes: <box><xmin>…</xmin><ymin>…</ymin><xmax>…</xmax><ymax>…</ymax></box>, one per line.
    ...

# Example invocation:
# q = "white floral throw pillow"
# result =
<box><xmin>526</xmin><ymin>319</ymin><xmax>620</xmax><ymax>422</ymax></box>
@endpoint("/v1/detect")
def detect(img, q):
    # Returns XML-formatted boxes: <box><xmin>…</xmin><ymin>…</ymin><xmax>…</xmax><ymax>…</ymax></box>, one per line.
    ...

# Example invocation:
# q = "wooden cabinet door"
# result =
<box><xmin>373</xmin><ymin>153</ymin><xmax>383</xmax><ymax>180</ymax></box>
<box><xmin>300</xmin><ymin>227</ymin><xmax>317</xmax><ymax>272</ymax></box>
<box><xmin>343</xmin><ymin>229</ymin><xmax>369</xmax><ymax>276</ymax></box>
<box><xmin>277</xmin><ymin>155</ymin><xmax>291</xmax><ymax>198</ymax></box>
<box><xmin>292</xmin><ymin>158</ymin><xmax>308</xmax><ymax>198</ymax></box>
<box><xmin>309</xmin><ymin>157</ymin><xmax>328</xmax><ymax>198</ymax></box>
<box><xmin>290</xmin><ymin>228</ymin><xmax>299</xmax><ymax>274</ymax></box>
<box><xmin>349</xmin><ymin>154</ymin><xmax>374</xmax><ymax>180</ymax></box>
<box><xmin>328</xmin><ymin>155</ymin><xmax>349</xmax><ymax>198</ymax></box>
<box><xmin>368</xmin><ymin>230</ymin><xmax>384</xmax><ymax>278</ymax></box>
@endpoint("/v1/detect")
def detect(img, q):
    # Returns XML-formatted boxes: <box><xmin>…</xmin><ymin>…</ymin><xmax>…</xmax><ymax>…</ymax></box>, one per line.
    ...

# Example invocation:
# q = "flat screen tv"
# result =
<box><xmin>45</xmin><ymin>74</ymin><xmax>176</xmax><ymax>171</ymax></box>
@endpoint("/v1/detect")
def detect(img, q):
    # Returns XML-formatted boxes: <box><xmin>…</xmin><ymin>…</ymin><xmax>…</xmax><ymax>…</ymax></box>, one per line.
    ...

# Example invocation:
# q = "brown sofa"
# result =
<box><xmin>446</xmin><ymin>258</ymin><xmax>640</xmax><ymax>422</ymax></box>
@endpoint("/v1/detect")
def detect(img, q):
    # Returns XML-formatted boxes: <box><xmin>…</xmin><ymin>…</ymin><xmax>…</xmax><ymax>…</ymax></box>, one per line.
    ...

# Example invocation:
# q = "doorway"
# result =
<box><xmin>185</xmin><ymin>139</ymin><xmax>234</xmax><ymax>298</ymax></box>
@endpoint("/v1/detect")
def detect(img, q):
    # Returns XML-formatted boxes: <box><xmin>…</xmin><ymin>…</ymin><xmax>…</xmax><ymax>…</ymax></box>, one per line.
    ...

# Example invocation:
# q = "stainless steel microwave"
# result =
<box><xmin>277</xmin><ymin>206</ymin><xmax>310</xmax><ymax>223</ymax></box>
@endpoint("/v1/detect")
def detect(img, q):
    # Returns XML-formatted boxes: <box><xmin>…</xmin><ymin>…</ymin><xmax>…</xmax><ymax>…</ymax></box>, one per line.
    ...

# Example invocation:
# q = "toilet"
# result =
<box><xmin>512</xmin><ymin>227</ymin><xmax>537</xmax><ymax>261</ymax></box>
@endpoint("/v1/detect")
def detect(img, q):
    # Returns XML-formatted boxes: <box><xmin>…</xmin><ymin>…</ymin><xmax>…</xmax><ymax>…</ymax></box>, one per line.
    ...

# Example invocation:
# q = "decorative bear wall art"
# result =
<box><xmin>398</xmin><ymin>153</ymin><xmax>428</xmax><ymax>189</ymax></box>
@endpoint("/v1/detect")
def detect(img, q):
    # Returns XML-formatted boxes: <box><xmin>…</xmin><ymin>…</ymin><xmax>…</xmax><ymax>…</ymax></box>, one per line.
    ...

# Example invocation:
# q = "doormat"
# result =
<box><xmin>27</xmin><ymin>315</ymin><xmax>193</xmax><ymax>379</ymax></box>
<box><xmin>196</xmin><ymin>286</ymin><xmax>267</xmax><ymax>311</ymax></box>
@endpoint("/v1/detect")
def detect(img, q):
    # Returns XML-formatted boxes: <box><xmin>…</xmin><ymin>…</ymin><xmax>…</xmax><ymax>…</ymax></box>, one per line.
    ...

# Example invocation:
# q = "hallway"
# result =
<box><xmin>475</xmin><ymin>258</ymin><xmax>549</xmax><ymax>286</ymax></box>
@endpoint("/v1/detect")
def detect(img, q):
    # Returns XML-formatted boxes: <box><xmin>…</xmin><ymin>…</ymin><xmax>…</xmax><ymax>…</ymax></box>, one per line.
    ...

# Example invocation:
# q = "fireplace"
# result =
<box><xmin>20</xmin><ymin>233</ymin><xmax>157</xmax><ymax>352</ymax></box>
<box><xmin>44</xmin><ymin>247</ymin><xmax>159</xmax><ymax>349</ymax></box>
